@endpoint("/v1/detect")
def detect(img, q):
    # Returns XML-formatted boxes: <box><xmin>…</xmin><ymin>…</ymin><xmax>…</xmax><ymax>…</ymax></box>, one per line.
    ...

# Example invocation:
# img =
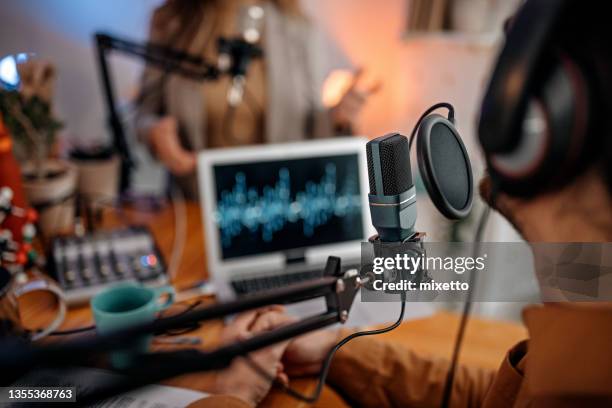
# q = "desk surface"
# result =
<box><xmin>19</xmin><ymin>201</ymin><xmax>528</xmax><ymax>407</ymax></box>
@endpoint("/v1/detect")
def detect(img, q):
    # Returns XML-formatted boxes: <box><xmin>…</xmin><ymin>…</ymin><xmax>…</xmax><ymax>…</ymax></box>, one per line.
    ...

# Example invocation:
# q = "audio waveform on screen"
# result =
<box><xmin>214</xmin><ymin>164</ymin><xmax>361</xmax><ymax>247</ymax></box>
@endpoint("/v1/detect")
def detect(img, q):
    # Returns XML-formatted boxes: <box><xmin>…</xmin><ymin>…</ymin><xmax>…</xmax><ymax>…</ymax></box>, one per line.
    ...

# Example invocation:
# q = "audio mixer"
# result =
<box><xmin>48</xmin><ymin>226</ymin><xmax>168</xmax><ymax>305</ymax></box>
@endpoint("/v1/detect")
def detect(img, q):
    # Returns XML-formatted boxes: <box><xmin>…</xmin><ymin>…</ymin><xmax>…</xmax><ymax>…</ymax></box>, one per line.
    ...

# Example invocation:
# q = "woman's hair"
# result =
<box><xmin>165</xmin><ymin>0</ymin><xmax>303</xmax><ymax>27</ymax></box>
<box><xmin>155</xmin><ymin>0</ymin><xmax>303</xmax><ymax>48</ymax></box>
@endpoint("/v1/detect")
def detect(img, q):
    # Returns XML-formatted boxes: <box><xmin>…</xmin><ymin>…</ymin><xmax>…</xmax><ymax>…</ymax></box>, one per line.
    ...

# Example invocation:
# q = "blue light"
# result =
<box><xmin>0</xmin><ymin>55</ymin><xmax>19</xmax><ymax>90</ymax></box>
<box><xmin>15</xmin><ymin>53</ymin><xmax>29</xmax><ymax>64</ymax></box>
<box><xmin>0</xmin><ymin>53</ymin><xmax>36</xmax><ymax>91</ymax></box>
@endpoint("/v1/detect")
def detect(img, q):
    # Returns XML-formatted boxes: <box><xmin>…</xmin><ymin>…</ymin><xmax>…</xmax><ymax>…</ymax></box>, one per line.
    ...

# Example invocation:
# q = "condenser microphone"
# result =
<box><xmin>365</xmin><ymin>109</ymin><xmax>474</xmax><ymax>242</ymax></box>
<box><xmin>363</xmin><ymin>105</ymin><xmax>473</xmax><ymax>293</ymax></box>
<box><xmin>366</xmin><ymin>133</ymin><xmax>417</xmax><ymax>242</ymax></box>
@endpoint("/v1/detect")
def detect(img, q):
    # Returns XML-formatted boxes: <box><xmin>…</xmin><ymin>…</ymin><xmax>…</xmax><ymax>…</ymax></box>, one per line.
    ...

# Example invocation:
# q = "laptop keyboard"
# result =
<box><xmin>231</xmin><ymin>269</ymin><xmax>325</xmax><ymax>295</ymax></box>
<box><xmin>230</xmin><ymin>263</ymin><xmax>361</xmax><ymax>296</ymax></box>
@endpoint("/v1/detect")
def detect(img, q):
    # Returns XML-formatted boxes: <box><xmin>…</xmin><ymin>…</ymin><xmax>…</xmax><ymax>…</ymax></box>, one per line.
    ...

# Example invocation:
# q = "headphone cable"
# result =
<box><xmin>439</xmin><ymin>203</ymin><xmax>491</xmax><ymax>408</ymax></box>
<box><xmin>406</xmin><ymin>102</ymin><xmax>481</xmax><ymax>407</ymax></box>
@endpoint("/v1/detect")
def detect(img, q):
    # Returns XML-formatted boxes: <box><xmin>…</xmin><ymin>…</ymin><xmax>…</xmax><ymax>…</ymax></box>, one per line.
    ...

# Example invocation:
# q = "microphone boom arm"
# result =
<box><xmin>95</xmin><ymin>33</ymin><xmax>221</xmax><ymax>81</ymax></box>
<box><xmin>0</xmin><ymin>257</ymin><xmax>363</xmax><ymax>403</ymax></box>
<box><xmin>94</xmin><ymin>31</ymin><xmax>258</xmax><ymax>192</ymax></box>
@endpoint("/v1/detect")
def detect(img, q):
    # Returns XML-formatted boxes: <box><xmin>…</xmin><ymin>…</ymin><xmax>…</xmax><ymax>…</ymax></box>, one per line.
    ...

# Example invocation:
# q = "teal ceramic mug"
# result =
<box><xmin>91</xmin><ymin>282</ymin><xmax>174</xmax><ymax>368</ymax></box>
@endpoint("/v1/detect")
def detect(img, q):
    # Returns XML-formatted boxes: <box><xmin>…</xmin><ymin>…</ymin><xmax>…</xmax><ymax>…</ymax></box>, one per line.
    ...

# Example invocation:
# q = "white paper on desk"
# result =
<box><xmin>13</xmin><ymin>366</ymin><xmax>209</xmax><ymax>407</ymax></box>
<box><xmin>101</xmin><ymin>383</ymin><xmax>208</xmax><ymax>408</ymax></box>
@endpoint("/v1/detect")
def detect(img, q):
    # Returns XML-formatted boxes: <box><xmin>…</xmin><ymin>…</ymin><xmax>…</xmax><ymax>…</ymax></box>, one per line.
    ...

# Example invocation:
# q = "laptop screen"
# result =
<box><xmin>212</xmin><ymin>153</ymin><xmax>364</xmax><ymax>259</ymax></box>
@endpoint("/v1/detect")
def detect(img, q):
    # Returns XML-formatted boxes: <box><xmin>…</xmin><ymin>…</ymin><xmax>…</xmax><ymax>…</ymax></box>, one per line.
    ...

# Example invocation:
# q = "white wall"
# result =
<box><xmin>0</xmin><ymin>0</ymin><xmax>162</xmax><ymax>147</ymax></box>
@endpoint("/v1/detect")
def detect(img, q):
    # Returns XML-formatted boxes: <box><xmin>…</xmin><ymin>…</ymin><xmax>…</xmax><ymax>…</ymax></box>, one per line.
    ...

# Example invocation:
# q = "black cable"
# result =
<box><xmin>155</xmin><ymin>300</ymin><xmax>203</xmax><ymax>336</ymax></box>
<box><xmin>408</xmin><ymin>102</ymin><xmax>455</xmax><ymax>151</ymax></box>
<box><xmin>244</xmin><ymin>294</ymin><xmax>406</xmax><ymax>403</ymax></box>
<box><xmin>49</xmin><ymin>325</ymin><xmax>96</xmax><ymax>336</ymax></box>
<box><xmin>407</xmin><ymin>105</ymin><xmax>491</xmax><ymax>407</ymax></box>
<box><xmin>439</xmin><ymin>204</ymin><xmax>491</xmax><ymax>408</ymax></box>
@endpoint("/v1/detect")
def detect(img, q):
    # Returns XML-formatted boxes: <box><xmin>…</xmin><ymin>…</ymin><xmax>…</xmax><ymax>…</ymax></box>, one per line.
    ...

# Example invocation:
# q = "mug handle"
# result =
<box><xmin>13</xmin><ymin>272</ymin><xmax>67</xmax><ymax>341</ymax></box>
<box><xmin>152</xmin><ymin>285</ymin><xmax>175</xmax><ymax>312</ymax></box>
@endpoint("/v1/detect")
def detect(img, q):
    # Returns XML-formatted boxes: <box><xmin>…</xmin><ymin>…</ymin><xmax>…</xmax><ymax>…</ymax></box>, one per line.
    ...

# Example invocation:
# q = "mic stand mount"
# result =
<box><xmin>217</xmin><ymin>37</ymin><xmax>263</xmax><ymax>106</ymax></box>
<box><xmin>0</xmin><ymin>256</ymin><xmax>364</xmax><ymax>404</ymax></box>
<box><xmin>364</xmin><ymin>232</ymin><xmax>432</xmax><ymax>295</ymax></box>
<box><xmin>94</xmin><ymin>32</ymin><xmax>263</xmax><ymax>192</ymax></box>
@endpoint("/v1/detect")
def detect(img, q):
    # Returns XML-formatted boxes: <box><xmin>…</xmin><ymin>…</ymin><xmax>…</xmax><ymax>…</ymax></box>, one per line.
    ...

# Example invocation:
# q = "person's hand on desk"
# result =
<box><xmin>282</xmin><ymin>329</ymin><xmax>342</xmax><ymax>377</ymax></box>
<box><xmin>148</xmin><ymin>116</ymin><xmax>196</xmax><ymax>176</ymax></box>
<box><xmin>213</xmin><ymin>306</ymin><xmax>296</xmax><ymax>407</ymax></box>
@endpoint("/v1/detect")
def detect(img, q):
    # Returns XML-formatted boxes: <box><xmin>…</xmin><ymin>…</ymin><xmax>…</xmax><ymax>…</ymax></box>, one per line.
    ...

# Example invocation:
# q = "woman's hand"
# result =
<box><xmin>147</xmin><ymin>116</ymin><xmax>196</xmax><ymax>176</ymax></box>
<box><xmin>282</xmin><ymin>329</ymin><xmax>342</xmax><ymax>377</ymax></box>
<box><xmin>331</xmin><ymin>68</ymin><xmax>381</xmax><ymax>132</ymax></box>
<box><xmin>213</xmin><ymin>306</ymin><xmax>296</xmax><ymax>407</ymax></box>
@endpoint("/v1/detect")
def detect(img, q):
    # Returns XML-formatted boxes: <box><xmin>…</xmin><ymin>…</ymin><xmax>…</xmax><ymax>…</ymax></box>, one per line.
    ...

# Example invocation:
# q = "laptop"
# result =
<box><xmin>197</xmin><ymin>137</ymin><xmax>373</xmax><ymax>301</ymax></box>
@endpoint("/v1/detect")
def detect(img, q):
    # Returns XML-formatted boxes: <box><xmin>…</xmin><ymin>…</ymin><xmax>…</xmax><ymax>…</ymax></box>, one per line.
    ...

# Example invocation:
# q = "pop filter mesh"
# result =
<box><xmin>429</xmin><ymin>123</ymin><xmax>470</xmax><ymax>209</ymax></box>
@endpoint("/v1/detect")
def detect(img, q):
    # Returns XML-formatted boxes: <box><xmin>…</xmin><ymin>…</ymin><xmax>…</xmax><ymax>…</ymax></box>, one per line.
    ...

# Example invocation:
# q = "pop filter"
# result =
<box><xmin>416</xmin><ymin>114</ymin><xmax>473</xmax><ymax>220</ymax></box>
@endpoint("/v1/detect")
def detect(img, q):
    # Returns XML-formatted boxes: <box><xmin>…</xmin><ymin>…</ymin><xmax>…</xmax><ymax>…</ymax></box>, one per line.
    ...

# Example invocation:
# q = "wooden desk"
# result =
<box><xmin>19</xmin><ymin>201</ymin><xmax>528</xmax><ymax>407</ymax></box>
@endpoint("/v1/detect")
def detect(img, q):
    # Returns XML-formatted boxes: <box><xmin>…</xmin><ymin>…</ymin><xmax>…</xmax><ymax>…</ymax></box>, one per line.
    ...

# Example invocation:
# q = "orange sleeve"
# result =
<box><xmin>187</xmin><ymin>395</ymin><xmax>252</xmax><ymax>408</ymax></box>
<box><xmin>328</xmin><ymin>333</ymin><xmax>496</xmax><ymax>408</ymax></box>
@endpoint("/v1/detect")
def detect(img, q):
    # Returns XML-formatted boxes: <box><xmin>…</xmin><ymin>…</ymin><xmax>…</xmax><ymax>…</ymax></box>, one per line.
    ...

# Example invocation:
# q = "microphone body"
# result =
<box><xmin>366</xmin><ymin>133</ymin><xmax>417</xmax><ymax>242</ymax></box>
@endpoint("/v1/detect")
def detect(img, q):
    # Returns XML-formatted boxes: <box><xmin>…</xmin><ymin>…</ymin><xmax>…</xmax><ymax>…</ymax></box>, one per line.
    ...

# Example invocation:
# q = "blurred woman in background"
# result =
<box><xmin>137</xmin><ymin>0</ymin><xmax>379</xmax><ymax>198</ymax></box>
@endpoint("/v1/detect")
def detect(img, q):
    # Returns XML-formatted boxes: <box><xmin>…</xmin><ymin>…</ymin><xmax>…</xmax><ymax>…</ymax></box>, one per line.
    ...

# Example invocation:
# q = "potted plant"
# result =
<box><xmin>0</xmin><ymin>58</ymin><xmax>76</xmax><ymax>237</ymax></box>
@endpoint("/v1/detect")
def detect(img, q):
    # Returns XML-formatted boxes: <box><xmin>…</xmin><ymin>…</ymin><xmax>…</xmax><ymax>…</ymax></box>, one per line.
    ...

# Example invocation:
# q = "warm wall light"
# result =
<box><xmin>321</xmin><ymin>69</ymin><xmax>354</xmax><ymax>108</ymax></box>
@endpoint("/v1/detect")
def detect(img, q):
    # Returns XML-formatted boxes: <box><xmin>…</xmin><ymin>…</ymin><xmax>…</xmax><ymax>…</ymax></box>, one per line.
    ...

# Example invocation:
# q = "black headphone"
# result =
<box><xmin>478</xmin><ymin>0</ymin><xmax>612</xmax><ymax>197</ymax></box>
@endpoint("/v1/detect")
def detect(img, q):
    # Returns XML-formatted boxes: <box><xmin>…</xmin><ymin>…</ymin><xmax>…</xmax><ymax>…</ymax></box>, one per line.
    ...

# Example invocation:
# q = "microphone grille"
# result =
<box><xmin>367</xmin><ymin>134</ymin><xmax>413</xmax><ymax>196</ymax></box>
<box><xmin>366</xmin><ymin>142</ymin><xmax>377</xmax><ymax>194</ymax></box>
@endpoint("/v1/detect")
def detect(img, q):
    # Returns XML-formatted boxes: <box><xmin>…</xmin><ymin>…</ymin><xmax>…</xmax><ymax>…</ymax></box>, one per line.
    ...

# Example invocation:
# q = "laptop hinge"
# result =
<box><xmin>284</xmin><ymin>249</ymin><xmax>306</xmax><ymax>265</ymax></box>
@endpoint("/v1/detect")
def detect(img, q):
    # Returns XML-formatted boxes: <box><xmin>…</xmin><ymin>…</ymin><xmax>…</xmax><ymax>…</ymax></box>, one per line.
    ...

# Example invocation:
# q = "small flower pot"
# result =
<box><xmin>21</xmin><ymin>159</ymin><xmax>77</xmax><ymax>238</ymax></box>
<box><xmin>70</xmin><ymin>153</ymin><xmax>119</xmax><ymax>205</ymax></box>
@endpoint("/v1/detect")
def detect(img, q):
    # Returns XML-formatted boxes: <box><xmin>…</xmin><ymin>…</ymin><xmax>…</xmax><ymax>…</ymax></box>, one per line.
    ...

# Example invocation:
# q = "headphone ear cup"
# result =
<box><xmin>487</xmin><ymin>55</ymin><xmax>591</xmax><ymax>197</ymax></box>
